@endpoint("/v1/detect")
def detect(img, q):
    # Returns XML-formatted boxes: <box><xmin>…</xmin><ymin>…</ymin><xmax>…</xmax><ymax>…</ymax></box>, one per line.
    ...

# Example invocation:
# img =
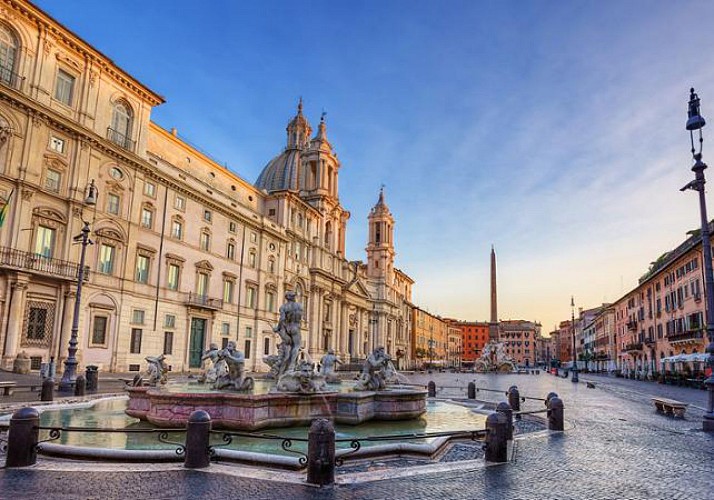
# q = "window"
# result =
<box><xmin>246</xmin><ymin>286</ymin><xmax>257</xmax><ymax>308</ymax></box>
<box><xmin>131</xmin><ymin>309</ymin><xmax>145</xmax><ymax>325</ymax></box>
<box><xmin>200</xmin><ymin>231</ymin><xmax>211</xmax><ymax>251</ymax></box>
<box><xmin>26</xmin><ymin>306</ymin><xmax>48</xmax><ymax>340</ymax></box>
<box><xmin>244</xmin><ymin>339</ymin><xmax>251</xmax><ymax>359</ymax></box>
<box><xmin>196</xmin><ymin>272</ymin><xmax>209</xmax><ymax>297</ymax></box>
<box><xmin>144</xmin><ymin>181</ymin><xmax>156</xmax><ymax>197</ymax></box>
<box><xmin>174</xmin><ymin>195</ymin><xmax>185</xmax><ymax>211</ymax></box>
<box><xmin>203</xmin><ymin>209</ymin><xmax>212</xmax><ymax>222</ymax></box>
<box><xmin>49</xmin><ymin>136</ymin><xmax>65</xmax><ymax>154</ymax></box>
<box><xmin>221</xmin><ymin>322</ymin><xmax>230</xmax><ymax>336</ymax></box>
<box><xmin>106</xmin><ymin>193</ymin><xmax>120</xmax><ymax>215</ymax></box>
<box><xmin>91</xmin><ymin>316</ymin><xmax>108</xmax><ymax>345</ymax></box>
<box><xmin>264</xmin><ymin>337</ymin><xmax>270</xmax><ymax>356</ymax></box>
<box><xmin>164</xmin><ymin>314</ymin><xmax>176</xmax><ymax>328</ymax></box>
<box><xmin>98</xmin><ymin>244</ymin><xmax>115</xmax><ymax>274</ymax></box>
<box><xmin>0</xmin><ymin>24</ymin><xmax>18</xmax><ymax>85</ymax></box>
<box><xmin>34</xmin><ymin>225</ymin><xmax>55</xmax><ymax>258</ymax></box>
<box><xmin>167</xmin><ymin>264</ymin><xmax>180</xmax><ymax>290</ymax></box>
<box><xmin>250</xmin><ymin>232</ymin><xmax>257</xmax><ymax>243</ymax></box>
<box><xmin>45</xmin><ymin>169</ymin><xmax>61</xmax><ymax>192</ymax></box>
<box><xmin>268</xmin><ymin>257</ymin><xmax>275</xmax><ymax>274</ymax></box>
<box><xmin>226</xmin><ymin>242</ymin><xmax>236</xmax><ymax>260</ymax></box>
<box><xmin>221</xmin><ymin>337</ymin><xmax>229</xmax><ymax>349</ymax></box>
<box><xmin>229</xmin><ymin>221</ymin><xmax>237</xmax><ymax>233</ymax></box>
<box><xmin>110</xmin><ymin>101</ymin><xmax>133</xmax><ymax>148</ymax></box>
<box><xmin>130</xmin><ymin>328</ymin><xmax>142</xmax><ymax>354</ymax></box>
<box><xmin>171</xmin><ymin>219</ymin><xmax>183</xmax><ymax>239</ymax></box>
<box><xmin>141</xmin><ymin>208</ymin><xmax>153</xmax><ymax>229</ymax></box>
<box><xmin>163</xmin><ymin>331</ymin><xmax>173</xmax><ymax>355</ymax></box>
<box><xmin>266</xmin><ymin>291</ymin><xmax>275</xmax><ymax>312</ymax></box>
<box><xmin>223</xmin><ymin>279</ymin><xmax>234</xmax><ymax>303</ymax></box>
<box><xmin>54</xmin><ymin>70</ymin><xmax>75</xmax><ymax>106</ymax></box>
<box><xmin>248</xmin><ymin>250</ymin><xmax>256</xmax><ymax>268</ymax></box>
<box><xmin>136</xmin><ymin>254</ymin><xmax>150</xmax><ymax>283</ymax></box>
<box><xmin>109</xmin><ymin>167</ymin><xmax>124</xmax><ymax>180</ymax></box>
<box><xmin>245</xmin><ymin>326</ymin><xmax>252</xmax><ymax>338</ymax></box>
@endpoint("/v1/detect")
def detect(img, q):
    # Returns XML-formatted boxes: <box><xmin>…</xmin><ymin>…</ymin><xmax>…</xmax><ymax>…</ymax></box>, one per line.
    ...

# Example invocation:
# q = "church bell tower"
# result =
<box><xmin>366</xmin><ymin>187</ymin><xmax>395</xmax><ymax>278</ymax></box>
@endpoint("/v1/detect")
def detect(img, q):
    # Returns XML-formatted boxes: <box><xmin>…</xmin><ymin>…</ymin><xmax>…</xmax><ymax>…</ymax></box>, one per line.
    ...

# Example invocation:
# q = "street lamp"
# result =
<box><xmin>680</xmin><ymin>88</ymin><xmax>714</xmax><ymax>431</ymax></box>
<box><xmin>571</xmin><ymin>296</ymin><xmax>579</xmax><ymax>383</ymax></box>
<box><xmin>59</xmin><ymin>180</ymin><xmax>97</xmax><ymax>391</ymax></box>
<box><xmin>428</xmin><ymin>329</ymin><xmax>435</xmax><ymax>373</ymax></box>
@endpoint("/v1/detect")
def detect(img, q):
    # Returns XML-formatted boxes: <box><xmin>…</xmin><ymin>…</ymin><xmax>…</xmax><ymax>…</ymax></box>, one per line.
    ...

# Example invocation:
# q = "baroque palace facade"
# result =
<box><xmin>0</xmin><ymin>0</ymin><xmax>414</xmax><ymax>373</ymax></box>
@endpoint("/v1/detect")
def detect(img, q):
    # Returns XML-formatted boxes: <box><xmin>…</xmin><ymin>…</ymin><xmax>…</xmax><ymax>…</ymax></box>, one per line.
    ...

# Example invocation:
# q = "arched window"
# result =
<box><xmin>110</xmin><ymin>101</ymin><xmax>133</xmax><ymax>148</ymax></box>
<box><xmin>0</xmin><ymin>24</ymin><xmax>19</xmax><ymax>86</ymax></box>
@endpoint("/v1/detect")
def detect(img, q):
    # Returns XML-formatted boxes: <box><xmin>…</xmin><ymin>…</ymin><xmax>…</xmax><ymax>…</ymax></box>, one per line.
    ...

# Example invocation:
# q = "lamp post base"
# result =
<box><xmin>58</xmin><ymin>359</ymin><xmax>78</xmax><ymax>392</ymax></box>
<box><xmin>571</xmin><ymin>370</ymin><xmax>579</xmax><ymax>383</ymax></box>
<box><xmin>704</xmin><ymin>376</ymin><xmax>714</xmax><ymax>432</ymax></box>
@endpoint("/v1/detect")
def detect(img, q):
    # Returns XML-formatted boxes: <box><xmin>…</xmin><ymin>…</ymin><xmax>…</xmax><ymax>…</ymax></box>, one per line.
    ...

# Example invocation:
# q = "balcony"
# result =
<box><xmin>0</xmin><ymin>65</ymin><xmax>24</xmax><ymax>90</ymax></box>
<box><xmin>626</xmin><ymin>320</ymin><xmax>638</xmax><ymax>331</ymax></box>
<box><xmin>107</xmin><ymin>127</ymin><xmax>135</xmax><ymax>151</ymax></box>
<box><xmin>185</xmin><ymin>292</ymin><xmax>223</xmax><ymax>310</ymax></box>
<box><xmin>625</xmin><ymin>342</ymin><xmax>643</xmax><ymax>352</ymax></box>
<box><xmin>0</xmin><ymin>246</ymin><xmax>88</xmax><ymax>281</ymax></box>
<box><xmin>667</xmin><ymin>329</ymin><xmax>704</xmax><ymax>344</ymax></box>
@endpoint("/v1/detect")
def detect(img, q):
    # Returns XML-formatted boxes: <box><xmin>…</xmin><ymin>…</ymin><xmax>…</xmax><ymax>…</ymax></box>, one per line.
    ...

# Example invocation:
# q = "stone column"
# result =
<box><xmin>2</xmin><ymin>278</ymin><xmax>28</xmax><ymax>370</ymax></box>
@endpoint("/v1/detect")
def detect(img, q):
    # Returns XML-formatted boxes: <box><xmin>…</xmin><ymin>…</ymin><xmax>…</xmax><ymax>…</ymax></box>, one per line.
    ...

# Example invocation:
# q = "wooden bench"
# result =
<box><xmin>0</xmin><ymin>380</ymin><xmax>17</xmax><ymax>396</ymax></box>
<box><xmin>652</xmin><ymin>397</ymin><xmax>688</xmax><ymax>418</ymax></box>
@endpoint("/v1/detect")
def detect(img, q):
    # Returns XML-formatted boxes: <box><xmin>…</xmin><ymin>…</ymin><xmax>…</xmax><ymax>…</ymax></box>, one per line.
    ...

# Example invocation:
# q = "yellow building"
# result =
<box><xmin>0</xmin><ymin>0</ymin><xmax>414</xmax><ymax>374</ymax></box>
<box><xmin>411</xmin><ymin>308</ymin><xmax>448</xmax><ymax>368</ymax></box>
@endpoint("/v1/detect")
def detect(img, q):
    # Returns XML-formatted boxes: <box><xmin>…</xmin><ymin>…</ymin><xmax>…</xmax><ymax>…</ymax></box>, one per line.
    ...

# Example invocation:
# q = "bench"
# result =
<box><xmin>0</xmin><ymin>380</ymin><xmax>17</xmax><ymax>396</ymax></box>
<box><xmin>652</xmin><ymin>397</ymin><xmax>688</xmax><ymax>418</ymax></box>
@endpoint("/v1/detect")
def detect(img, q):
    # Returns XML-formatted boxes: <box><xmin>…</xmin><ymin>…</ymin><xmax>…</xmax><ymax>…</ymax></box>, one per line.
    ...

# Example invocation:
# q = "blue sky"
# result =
<box><xmin>37</xmin><ymin>0</ymin><xmax>714</xmax><ymax>332</ymax></box>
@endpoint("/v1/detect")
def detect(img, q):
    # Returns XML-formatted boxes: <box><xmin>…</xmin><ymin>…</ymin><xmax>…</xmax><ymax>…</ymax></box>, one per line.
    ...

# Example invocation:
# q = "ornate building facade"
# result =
<box><xmin>0</xmin><ymin>0</ymin><xmax>414</xmax><ymax>373</ymax></box>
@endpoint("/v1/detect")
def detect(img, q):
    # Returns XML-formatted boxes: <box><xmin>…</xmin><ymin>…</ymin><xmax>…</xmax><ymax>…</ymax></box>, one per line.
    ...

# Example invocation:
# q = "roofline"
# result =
<box><xmin>23</xmin><ymin>0</ymin><xmax>165</xmax><ymax>105</ymax></box>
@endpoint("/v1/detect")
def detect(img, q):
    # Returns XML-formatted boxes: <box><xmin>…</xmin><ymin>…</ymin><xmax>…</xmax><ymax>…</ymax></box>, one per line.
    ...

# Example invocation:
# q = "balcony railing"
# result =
<box><xmin>107</xmin><ymin>127</ymin><xmax>135</xmax><ymax>151</ymax></box>
<box><xmin>667</xmin><ymin>329</ymin><xmax>704</xmax><ymax>343</ymax></box>
<box><xmin>626</xmin><ymin>321</ymin><xmax>638</xmax><ymax>331</ymax></box>
<box><xmin>0</xmin><ymin>65</ymin><xmax>24</xmax><ymax>90</ymax></box>
<box><xmin>625</xmin><ymin>342</ymin><xmax>643</xmax><ymax>352</ymax></box>
<box><xmin>186</xmin><ymin>292</ymin><xmax>223</xmax><ymax>310</ymax></box>
<box><xmin>0</xmin><ymin>246</ymin><xmax>88</xmax><ymax>281</ymax></box>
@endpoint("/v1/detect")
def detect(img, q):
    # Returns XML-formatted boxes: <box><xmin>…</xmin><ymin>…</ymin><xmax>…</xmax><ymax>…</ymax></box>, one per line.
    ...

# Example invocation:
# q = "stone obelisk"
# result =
<box><xmin>489</xmin><ymin>245</ymin><xmax>499</xmax><ymax>341</ymax></box>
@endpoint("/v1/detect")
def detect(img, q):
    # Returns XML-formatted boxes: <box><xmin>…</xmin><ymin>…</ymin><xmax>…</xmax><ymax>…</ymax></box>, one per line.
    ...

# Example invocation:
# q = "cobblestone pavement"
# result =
<box><xmin>1</xmin><ymin>372</ymin><xmax>713</xmax><ymax>499</ymax></box>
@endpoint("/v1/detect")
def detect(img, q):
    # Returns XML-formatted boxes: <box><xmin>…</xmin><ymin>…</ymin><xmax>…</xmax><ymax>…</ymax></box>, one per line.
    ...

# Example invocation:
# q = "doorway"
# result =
<box><xmin>189</xmin><ymin>318</ymin><xmax>207</xmax><ymax>368</ymax></box>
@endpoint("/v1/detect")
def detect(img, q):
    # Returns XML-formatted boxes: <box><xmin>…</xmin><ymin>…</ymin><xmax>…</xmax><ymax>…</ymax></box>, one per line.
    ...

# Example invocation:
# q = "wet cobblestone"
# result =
<box><xmin>1</xmin><ymin>372</ymin><xmax>713</xmax><ymax>499</ymax></box>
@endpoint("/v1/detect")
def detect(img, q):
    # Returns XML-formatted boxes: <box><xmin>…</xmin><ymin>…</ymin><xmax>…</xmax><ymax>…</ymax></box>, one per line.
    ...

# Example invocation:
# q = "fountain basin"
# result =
<box><xmin>126</xmin><ymin>386</ymin><xmax>427</xmax><ymax>430</ymax></box>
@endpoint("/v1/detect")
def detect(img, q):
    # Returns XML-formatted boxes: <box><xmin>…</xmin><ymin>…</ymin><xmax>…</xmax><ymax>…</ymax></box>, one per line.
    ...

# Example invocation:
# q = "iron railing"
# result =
<box><xmin>35</xmin><ymin>425</ymin><xmax>186</xmax><ymax>456</ymax></box>
<box><xmin>625</xmin><ymin>342</ymin><xmax>643</xmax><ymax>352</ymax></box>
<box><xmin>0</xmin><ymin>65</ymin><xmax>24</xmax><ymax>90</ymax></box>
<box><xmin>107</xmin><ymin>127</ymin><xmax>135</xmax><ymax>151</ymax></box>
<box><xmin>186</xmin><ymin>292</ymin><xmax>223</xmax><ymax>310</ymax></box>
<box><xmin>0</xmin><ymin>246</ymin><xmax>88</xmax><ymax>281</ymax></box>
<box><xmin>667</xmin><ymin>329</ymin><xmax>704</xmax><ymax>343</ymax></box>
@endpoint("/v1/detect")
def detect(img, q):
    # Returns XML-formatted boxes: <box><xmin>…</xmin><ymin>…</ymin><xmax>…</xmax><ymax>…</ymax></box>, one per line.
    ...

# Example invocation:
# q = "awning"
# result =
<box><xmin>660</xmin><ymin>353</ymin><xmax>711</xmax><ymax>363</ymax></box>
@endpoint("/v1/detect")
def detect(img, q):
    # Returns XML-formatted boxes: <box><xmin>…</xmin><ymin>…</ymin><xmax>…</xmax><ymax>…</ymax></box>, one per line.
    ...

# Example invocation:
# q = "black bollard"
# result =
<box><xmin>496</xmin><ymin>401</ymin><xmax>514</xmax><ymax>440</ymax></box>
<box><xmin>545</xmin><ymin>392</ymin><xmax>558</xmax><ymax>408</ymax></box>
<box><xmin>484</xmin><ymin>411</ymin><xmax>508</xmax><ymax>463</ymax></box>
<box><xmin>467</xmin><ymin>382</ymin><xmax>476</xmax><ymax>399</ymax></box>
<box><xmin>307</xmin><ymin>418</ymin><xmax>336</xmax><ymax>486</ymax></box>
<box><xmin>427</xmin><ymin>380</ymin><xmax>436</xmax><ymax>398</ymax></box>
<box><xmin>85</xmin><ymin>365</ymin><xmax>98</xmax><ymax>392</ymax></box>
<box><xmin>40</xmin><ymin>378</ymin><xmax>54</xmax><ymax>402</ymax></box>
<box><xmin>184</xmin><ymin>410</ymin><xmax>211</xmax><ymax>469</ymax></box>
<box><xmin>548</xmin><ymin>396</ymin><xmax>564</xmax><ymax>431</ymax></box>
<box><xmin>74</xmin><ymin>375</ymin><xmax>86</xmax><ymax>397</ymax></box>
<box><xmin>507</xmin><ymin>385</ymin><xmax>521</xmax><ymax>419</ymax></box>
<box><xmin>6</xmin><ymin>407</ymin><xmax>40</xmax><ymax>467</ymax></box>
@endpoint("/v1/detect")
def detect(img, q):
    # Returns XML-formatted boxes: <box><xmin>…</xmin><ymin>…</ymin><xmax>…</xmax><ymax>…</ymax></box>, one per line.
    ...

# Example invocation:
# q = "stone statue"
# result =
<box><xmin>276</xmin><ymin>359</ymin><xmax>326</xmax><ymax>393</ymax></box>
<box><xmin>199</xmin><ymin>343</ymin><xmax>226</xmax><ymax>384</ymax></box>
<box><xmin>354</xmin><ymin>347</ymin><xmax>391</xmax><ymax>391</ymax></box>
<box><xmin>273</xmin><ymin>291</ymin><xmax>303</xmax><ymax>378</ymax></box>
<box><xmin>145</xmin><ymin>354</ymin><xmax>168</xmax><ymax>386</ymax></box>
<box><xmin>320</xmin><ymin>349</ymin><xmax>342</xmax><ymax>383</ymax></box>
<box><xmin>263</xmin><ymin>341</ymin><xmax>286</xmax><ymax>379</ymax></box>
<box><xmin>213</xmin><ymin>341</ymin><xmax>254</xmax><ymax>391</ymax></box>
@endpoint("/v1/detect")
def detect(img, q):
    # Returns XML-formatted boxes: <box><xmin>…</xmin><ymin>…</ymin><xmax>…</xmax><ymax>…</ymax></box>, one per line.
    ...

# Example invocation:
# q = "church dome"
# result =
<box><xmin>255</xmin><ymin>148</ymin><xmax>302</xmax><ymax>192</ymax></box>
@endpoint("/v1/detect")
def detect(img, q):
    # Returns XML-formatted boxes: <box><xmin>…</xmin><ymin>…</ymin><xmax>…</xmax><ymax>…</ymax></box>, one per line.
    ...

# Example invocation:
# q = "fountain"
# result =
<box><xmin>474</xmin><ymin>341</ymin><xmax>516</xmax><ymax>372</ymax></box>
<box><xmin>125</xmin><ymin>292</ymin><xmax>427</xmax><ymax>430</ymax></box>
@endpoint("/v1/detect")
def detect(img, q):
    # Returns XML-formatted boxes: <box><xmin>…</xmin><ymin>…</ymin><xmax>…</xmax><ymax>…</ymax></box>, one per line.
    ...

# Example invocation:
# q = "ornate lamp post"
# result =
<box><xmin>680</xmin><ymin>88</ymin><xmax>714</xmax><ymax>431</ymax></box>
<box><xmin>59</xmin><ymin>180</ymin><xmax>97</xmax><ymax>391</ymax></box>
<box><xmin>571</xmin><ymin>296</ymin><xmax>579</xmax><ymax>383</ymax></box>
